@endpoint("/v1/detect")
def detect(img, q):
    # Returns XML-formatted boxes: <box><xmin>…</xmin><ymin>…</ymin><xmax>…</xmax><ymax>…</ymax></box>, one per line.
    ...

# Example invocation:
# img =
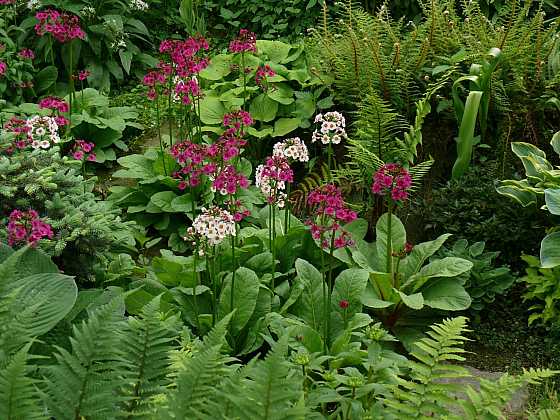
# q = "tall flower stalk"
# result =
<box><xmin>307</xmin><ymin>184</ymin><xmax>357</xmax><ymax>351</ymax></box>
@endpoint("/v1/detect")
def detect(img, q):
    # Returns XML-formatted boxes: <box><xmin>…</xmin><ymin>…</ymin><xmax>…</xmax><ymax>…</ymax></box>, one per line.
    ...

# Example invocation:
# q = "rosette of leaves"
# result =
<box><xmin>336</xmin><ymin>215</ymin><xmax>473</xmax><ymax>348</ymax></box>
<box><xmin>65</xmin><ymin>88</ymin><xmax>142</xmax><ymax>162</ymax></box>
<box><xmin>498</xmin><ymin>132</ymin><xmax>560</xmax><ymax>269</ymax></box>
<box><xmin>197</xmin><ymin>39</ymin><xmax>333</xmax><ymax>140</ymax></box>
<box><xmin>435</xmin><ymin>239</ymin><xmax>515</xmax><ymax>313</ymax></box>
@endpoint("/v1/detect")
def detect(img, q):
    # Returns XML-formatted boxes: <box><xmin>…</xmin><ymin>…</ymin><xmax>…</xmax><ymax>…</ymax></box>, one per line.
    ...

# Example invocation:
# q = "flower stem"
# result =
<box><xmin>193</xmin><ymin>245</ymin><xmax>200</xmax><ymax>331</ymax></box>
<box><xmin>68</xmin><ymin>41</ymin><xmax>74</xmax><ymax>136</ymax></box>
<box><xmin>241</xmin><ymin>52</ymin><xmax>247</xmax><ymax>110</ymax></box>
<box><xmin>230</xmin><ymin>230</ymin><xmax>236</xmax><ymax>312</ymax></box>
<box><xmin>327</xmin><ymin>143</ymin><xmax>333</xmax><ymax>181</ymax></box>
<box><xmin>386</xmin><ymin>198</ymin><xmax>394</xmax><ymax>280</ymax></box>
<box><xmin>168</xmin><ymin>74</ymin><xmax>173</xmax><ymax>146</ymax></box>
<box><xmin>271</xmin><ymin>204</ymin><xmax>276</xmax><ymax>296</ymax></box>
<box><xmin>155</xmin><ymin>93</ymin><xmax>167</xmax><ymax>175</ymax></box>
<box><xmin>320</xmin><ymin>231</ymin><xmax>327</xmax><ymax>353</ymax></box>
<box><xmin>284</xmin><ymin>183</ymin><xmax>291</xmax><ymax>233</ymax></box>
<box><xmin>327</xmin><ymin>231</ymin><xmax>336</xmax><ymax>349</ymax></box>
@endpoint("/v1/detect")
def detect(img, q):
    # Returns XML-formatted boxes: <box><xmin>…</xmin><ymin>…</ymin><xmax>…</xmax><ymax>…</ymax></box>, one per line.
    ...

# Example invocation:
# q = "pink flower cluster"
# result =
<box><xmin>7</xmin><ymin>209</ymin><xmax>53</xmax><ymax>247</ymax></box>
<box><xmin>18</xmin><ymin>49</ymin><xmax>35</xmax><ymax>59</ymax></box>
<box><xmin>143</xmin><ymin>36</ymin><xmax>209</xmax><ymax>101</ymax></box>
<box><xmin>223</xmin><ymin>110</ymin><xmax>253</xmax><ymax>133</ymax></box>
<box><xmin>255</xmin><ymin>155</ymin><xmax>294</xmax><ymax>208</ymax></box>
<box><xmin>171</xmin><ymin>141</ymin><xmax>216</xmax><ymax>189</ymax></box>
<box><xmin>35</xmin><ymin>9</ymin><xmax>86</xmax><ymax>43</ymax></box>
<box><xmin>0</xmin><ymin>0</ymin><xmax>16</xmax><ymax>5</ymax></box>
<box><xmin>0</xmin><ymin>61</ymin><xmax>6</xmax><ymax>76</ymax></box>
<box><xmin>255</xmin><ymin>64</ymin><xmax>275</xmax><ymax>90</ymax></box>
<box><xmin>73</xmin><ymin>70</ymin><xmax>90</xmax><ymax>81</ymax></box>
<box><xmin>3</xmin><ymin>117</ymin><xmax>31</xmax><ymax>153</ymax></box>
<box><xmin>229</xmin><ymin>29</ymin><xmax>257</xmax><ymax>53</ymax></box>
<box><xmin>306</xmin><ymin>184</ymin><xmax>357</xmax><ymax>249</ymax></box>
<box><xmin>39</xmin><ymin>96</ymin><xmax>70</xmax><ymax>127</ymax></box>
<box><xmin>371</xmin><ymin>163</ymin><xmax>412</xmax><ymax>202</ymax></box>
<box><xmin>211</xmin><ymin>165</ymin><xmax>249</xmax><ymax>196</ymax></box>
<box><xmin>72</xmin><ymin>140</ymin><xmax>96</xmax><ymax>162</ymax></box>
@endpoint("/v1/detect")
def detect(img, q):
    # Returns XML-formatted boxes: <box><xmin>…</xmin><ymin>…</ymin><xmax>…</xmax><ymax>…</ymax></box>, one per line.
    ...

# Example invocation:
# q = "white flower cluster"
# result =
<box><xmin>130</xmin><ymin>0</ymin><xmax>149</xmax><ymax>11</ymax></box>
<box><xmin>272</xmin><ymin>137</ymin><xmax>309</xmax><ymax>162</ymax></box>
<box><xmin>311</xmin><ymin>111</ymin><xmax>347</xmax><ymax>145</ymax></box>
<box><xmin>186</xmin><ymin>206</ymin><xmax>236</xmax><ymax>249</ymax></box>
<box><xmin>255</xmin><ymin>165</ymin><xmax>286</xmax><ymax>208</ymax></box>
<box><xmin>81</xmin><ymin>5</ymin><xmax>96</xmax><ymax>17</ymax></box>
<box><xmin>25</xmin><ymin>116</ymin><xmax>60</xmax><ymax>149</ymax></box>
<box><xmin>27</xmin><ymin>0</ymin><xmax>40</xmax><ymax>10</ymax></box>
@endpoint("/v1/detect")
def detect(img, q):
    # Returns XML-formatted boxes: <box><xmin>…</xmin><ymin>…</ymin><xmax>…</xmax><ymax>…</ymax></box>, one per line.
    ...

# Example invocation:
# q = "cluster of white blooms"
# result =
<box><xmin>130</xmin><ymin>0</ymin><xmax>149</xmax><ymax>11</ymax></box>
<box><xmin>25</xmin><ymin>116</ymin><xmax>60</xmax><ymax>149</ymax></box>
<box><xmin>110</xmin><ymin>36</ymin><xmax>127</xmax><ymax>51</ymax></box>
<box><xmin>272</xmin><ymin>137</ymin><xmax>309</xmax><ymax>162</ymax></box>
<box><xmin>255</xmin><ymin>164</ymin><xmax>286</xmax><ymax>208</ymax></box>
<box><xmin>311</xmin><ymin>111</ymin><xmax>347</xmax><ymax>145</ymax></box>
<box><xmin>27</xmin><ymin>0</ymin><xmax>40</xmax><ymax>10</ymax></box>
<box><xmin>81</xmin><ymin>5</ymin><xmax>96</xmax><ymax>17</ymax></box>
<box><xmin>185</xmin><ymin>207</ymin><xmax>236</xmax><ymax>250</ymax></box>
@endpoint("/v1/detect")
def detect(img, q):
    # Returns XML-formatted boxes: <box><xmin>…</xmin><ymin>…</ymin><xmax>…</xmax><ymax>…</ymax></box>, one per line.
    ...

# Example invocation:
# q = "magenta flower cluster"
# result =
<box><xmin>72</xmin><ymin>140</ymin><xmax>96</xmax><ymax>162</ymax></box>
<box><xmin>35</xmin><ymin>9</ymin><xmax>86</xmax><ymax>43</ymax></box>
<box><xmin>18</xmin><ymin>49</ymin><xmax>35</xmax><ymax>60</ymax></box>
<box><xmin>143</xmin><ymin>36</ymin><xmax>209</xmax><ymax>101</ymax></box>
<box><xmin>39</xmin><ymin>96</ymin><xmax>70</xmax><ymax>127</ymax></box>
<box><xmin>371</xmin><ymin>163</ymin><xmax>412</xmax><ymax>202</ymax></box>
<box><xmin>255</xmin><ymin>64</ymin><xmax>275</xmax><ymax>90</ymax></box>
<box><xmin>170</xmin><ymin>142</ymin><xmax>216</xmax><ymax>189</ymax></box>
<box><xmin>228</xmin><ymin>29</ymin><xmax>257</xmax><ymax>53</ymax></box>
<box><xmin>255</xmin><ymin>155</ymin><xmax>294</xmax><ymax>207</ymax></box>
<box><xmin>7</xmin><ymin>209</ymin><xmax>53</xmax><ymax>247</ymax></box>
<box><xmin>0</xmin><ymin>61</ymin><xmax>6</xmax><ymax>77</ymax></box>
<box><xmin>307</xmin><ymin>184</ymin><xmax>357</xmax><ymax>249</ymax></box>
<box><xmin>3</xmin><ymin>117</ymin><xmax>31</xmax><ymax>153</ymax></box>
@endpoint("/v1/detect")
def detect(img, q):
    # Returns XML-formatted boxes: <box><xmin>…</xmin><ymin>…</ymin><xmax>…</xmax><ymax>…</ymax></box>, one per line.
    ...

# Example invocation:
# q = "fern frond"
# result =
<box><xmin>0</xmin><ymin>344</ymin><xmax>43</xmax><ymax>420</ymax></box>
<box><xmin>228</xmin><ymin>335</ymin><xmax>306</xmax><ymax>420</ymax></box>
<box><xmin>117</xmin><ymin>296</ymin><xmax>182</xmax><ymax>418</ymax></box>
<box><xmin>44</xmin><ymin>296</ymin><xmax>125</xmax><ymax>420</ymax></box>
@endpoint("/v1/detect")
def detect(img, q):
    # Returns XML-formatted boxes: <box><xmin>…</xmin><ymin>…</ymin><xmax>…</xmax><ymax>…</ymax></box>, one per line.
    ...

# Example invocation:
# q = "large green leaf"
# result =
<box><xmin>551</xmin><ymin>131</ymin><xmax>560</xmax><ymax>157</ymax></box>
<box><xmin>249</xmin><ymin>93</ymin><xmax>278</xmax><ymax>122</ymax></box>
<box><xmin>272</xmin><ymin>118</ymin><xmax>300</xmax><ymax>137</ymax></box>
<box><xmin>540</xmin><ymin>231</ymin><xmax>560</xmax><ymax>269</ymax></box>
<box><xmin>399</xmin><ymin>234</ymin><xmax>452</xmax><ymax>279</ymax></box>
<box><xmin>330</xmin><ymin>269</ymin><xmax>369</xmax><ymax>336</ymax></box>
<box><xmin>199</xmin><ymin>96</ymin><xmax>226</xmax><ymax>125</ymax></box>
<box><xmin>0</xmin><ymin>246</ymin><xmax>58</xmax><ymax>287</ymax></box>
<box><xmin>199</xmin><ymin>54</ymin><xmax>232</xmax><ymax>80</ymax></box>
<box><xmin>292</xmin><ymin>259</ymin><xmax>325</xmax><ymax>332</ymax></box>
<box><xmin>452</xmin><ymin>91</ymin><xmax>482</xmax><ymax>179</ymax></box>
<box><xmin>150</xmin><ymin>191</ymin><xmax>179</xmax><ymax>212</ymax></box>
<box><xmin>422</xmin><ymin>278</ymin><xmax>471</xmax><ymax>311</ymax></box>
<box><xmin>376</xmin><ymin>213</ymin><xmax>406</xmax><ymax>272</ymax></box>
<box><xmin>496</xmin><ymin>182</ymin><xmax>539</xmax><ymax>207</ymax></box>
<box><xmin>34</xmin><ymin>66</ymin><xmax>58</xmax><ymax>93</ymax></box>
<box><xmin>218</xmin><ymin>267</ymin><xmax>260</xmax><ymax>334</ymax></box>
<box><xmin>545</xmin><ymin>189</ymin><xmax>560</xmax><ymax>215</ymax></box>
<box><xmin>10</xmin><ymin>273</ymin><xmax>78</xmax><ymax>337</ymax></box>
<box><xmin>256</xmin><ymin>40</ymin><xmax>292</xmax><ymax>63</ymax></box>
<box><xmin>397</xmin><ymin>290</ymin><xmax>424</xmax><ymax>310</ymax></box>
<box><xmin>403</xmin><ymin>257</ymin><xmax>473</xmax><ymax>293</ymax></box>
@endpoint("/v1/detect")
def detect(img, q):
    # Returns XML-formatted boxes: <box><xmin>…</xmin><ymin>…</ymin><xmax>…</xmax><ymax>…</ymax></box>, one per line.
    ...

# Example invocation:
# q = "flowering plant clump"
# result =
<box><xmin>25</xmin><ymin>115</ymin><xmax>61</xmax><ymax>149</ymax></box>
<box><xmin>306</xmin><ymin>184</ymin><xmax>357</xmax><ymax>249</ymax></box>
<box><xmin>228</xmin><ymin>29</ymin><xmax>257</xmax><ymax>53</ymax></box>
<box><xmin>255</xmin><ymin>155</ymin><xmax>294</xmax><ymax>208</ymax></box>
<box><xmin>255</xmin><ymin>64</ymin><xmax>275</xmax><ymax>90</ymax></box>
<box><xmin>311</xmin><ymin>112</ymin><xmax>348</xmax><ymax>145</ymax></box>
<box><xmin>185</xmin><ymin>206</ymin><xmax>236</xmax><ymax>250</ymax></box>
<box><xmin>371</xmin><ymin>163</ymin><xmax>412</xmax><ymax>202</ymax></box>
<box><xmin>272</xmin><ymin>137</ymin><xmax>309</xmax><ymax>163</ymax></box>
<box><xmin>35</xmin><ymin>9</ymin><xmax>86</xmax><ymax>43</ymax></box>
<box><xmin>72</xmin><ymin>139</ymin><xmax>96</xmax><ymax>162</ymax></box>
<box><xmin>7</xmin><ymin>209</ymin><xmax>53</xmax><ymax>247</ymax></box>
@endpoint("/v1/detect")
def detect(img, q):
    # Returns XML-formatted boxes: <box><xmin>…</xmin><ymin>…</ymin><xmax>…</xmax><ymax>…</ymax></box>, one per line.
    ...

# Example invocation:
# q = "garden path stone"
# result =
<box><xmin>437</xmin><ymin>366</ymin><xmax>529</xmax><ymax>416</ymax></box>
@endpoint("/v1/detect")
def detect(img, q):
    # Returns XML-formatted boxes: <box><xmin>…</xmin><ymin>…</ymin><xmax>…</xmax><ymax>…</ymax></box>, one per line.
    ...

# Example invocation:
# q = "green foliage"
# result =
<box><xmin>520</xmin><ymin>254</ymin><xmax>560</xmax><ymax>329</ymax></box>
<box><xmin>498</xmin><ymin>133</ymin><xmax>560</xmax><ymax>268</ymax></box>
<box><xmin>0</xmin><ymin>146</ymin><xmax>137</xmax><ymax>280</ymax></box>
<box><xmin>67</xmin><ymin>88</ymin><xmax>142</xmax><ymax>162</ymax></box>
<box><xmin>436</xmin><ymin>239</ymin><xmax>515</xmax><ymax>313</ymax></box>
<box><xmin>202</xmin><ymin>0</ymin><xmax>323</xmax><ymax>42</ymax></box>
<box><xmin>412</xmin><ymin>160</ymin><xmax>547</xmax><ymax>269</ymax></box>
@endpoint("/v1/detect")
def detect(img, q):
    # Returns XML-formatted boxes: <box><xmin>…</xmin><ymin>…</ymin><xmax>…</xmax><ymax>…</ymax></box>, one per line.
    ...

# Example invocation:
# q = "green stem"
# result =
<box><xmin>230</xmin><ymin>234</ymin><xmax>236</xmax><ymax>312</ymax></box>
<box><xmin>271</xmin><ymin>204</ymin><xmax>276</xmax><ymax>296</ymax></box>
<box><xmin>155</xmin><ymin>93</ymin><xmax>167</xmax><ymax>175</ymax></box>
<box><xmin>327</xmin><ymin>231</ymin><xmax>336</xmax><ymax>349</ymax></box>
<box><xmin>208</xmin><ymin>249</ymin><xmax>217</xmax><ymax>326</ymax></box>
<box><xmin>386</xmin><ymin>199</ymin><xmax>393</xmax><ymax>276</ymax></box>
<box><xmin>49</xmin><ymin>36</ymin><xmax>55</xmax><ymax>67</ymax></box>
<box><xmin>284</xmin><ymin>183</ymin><xmax>291</xmax><ymax>233</ymax></box>
<box><xmin>241</xmin><ymin>52</ymin><xmax>247</xmax><ymax>110</ymax></box>
<box><xmin>68</xmin><ymin>41</ymin><xmax>74</xmax><ymax>136</ymax></box>
<box><xmin>168</xmin><ymin>74</ymin><xmax>173</xmax><ymax>146</ymax></box>
<box><xmin>320</xmin><ymin>231</ymin><xmax>327</xmax><ymax>354</ymax></box>
<box><xmin>193</xmin><ymin>245</ymin><xmax>200</xmax><ymax>330</ymax></box>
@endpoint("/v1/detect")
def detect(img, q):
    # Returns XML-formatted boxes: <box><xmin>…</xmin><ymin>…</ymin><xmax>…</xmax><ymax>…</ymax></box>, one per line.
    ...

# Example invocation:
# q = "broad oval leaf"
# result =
<box><xmin>422</xmin><ymin>278</ymin><xmax>471</xmax><ymax>311</ymax></box>
<box><xmin>540</xmin><ymin>231</ymin><xmax>560</xmax><ymax>269</ymax></box>
<box><xmin>218</xmin><ymin>267</ymin><xmax>260</xmax><ymax>334</ymax></box>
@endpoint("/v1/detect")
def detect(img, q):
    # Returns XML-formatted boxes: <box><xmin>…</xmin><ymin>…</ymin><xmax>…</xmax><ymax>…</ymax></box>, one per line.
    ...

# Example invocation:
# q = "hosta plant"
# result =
<box><xmin>498</xmin><ymin>131</ymin><xmax>560</xmax><ymax>268</ymax></box>
<box><xmin>436</xmin><ymin>239</ymin><xmax>515</xmax><ymax>314</ymax></box>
